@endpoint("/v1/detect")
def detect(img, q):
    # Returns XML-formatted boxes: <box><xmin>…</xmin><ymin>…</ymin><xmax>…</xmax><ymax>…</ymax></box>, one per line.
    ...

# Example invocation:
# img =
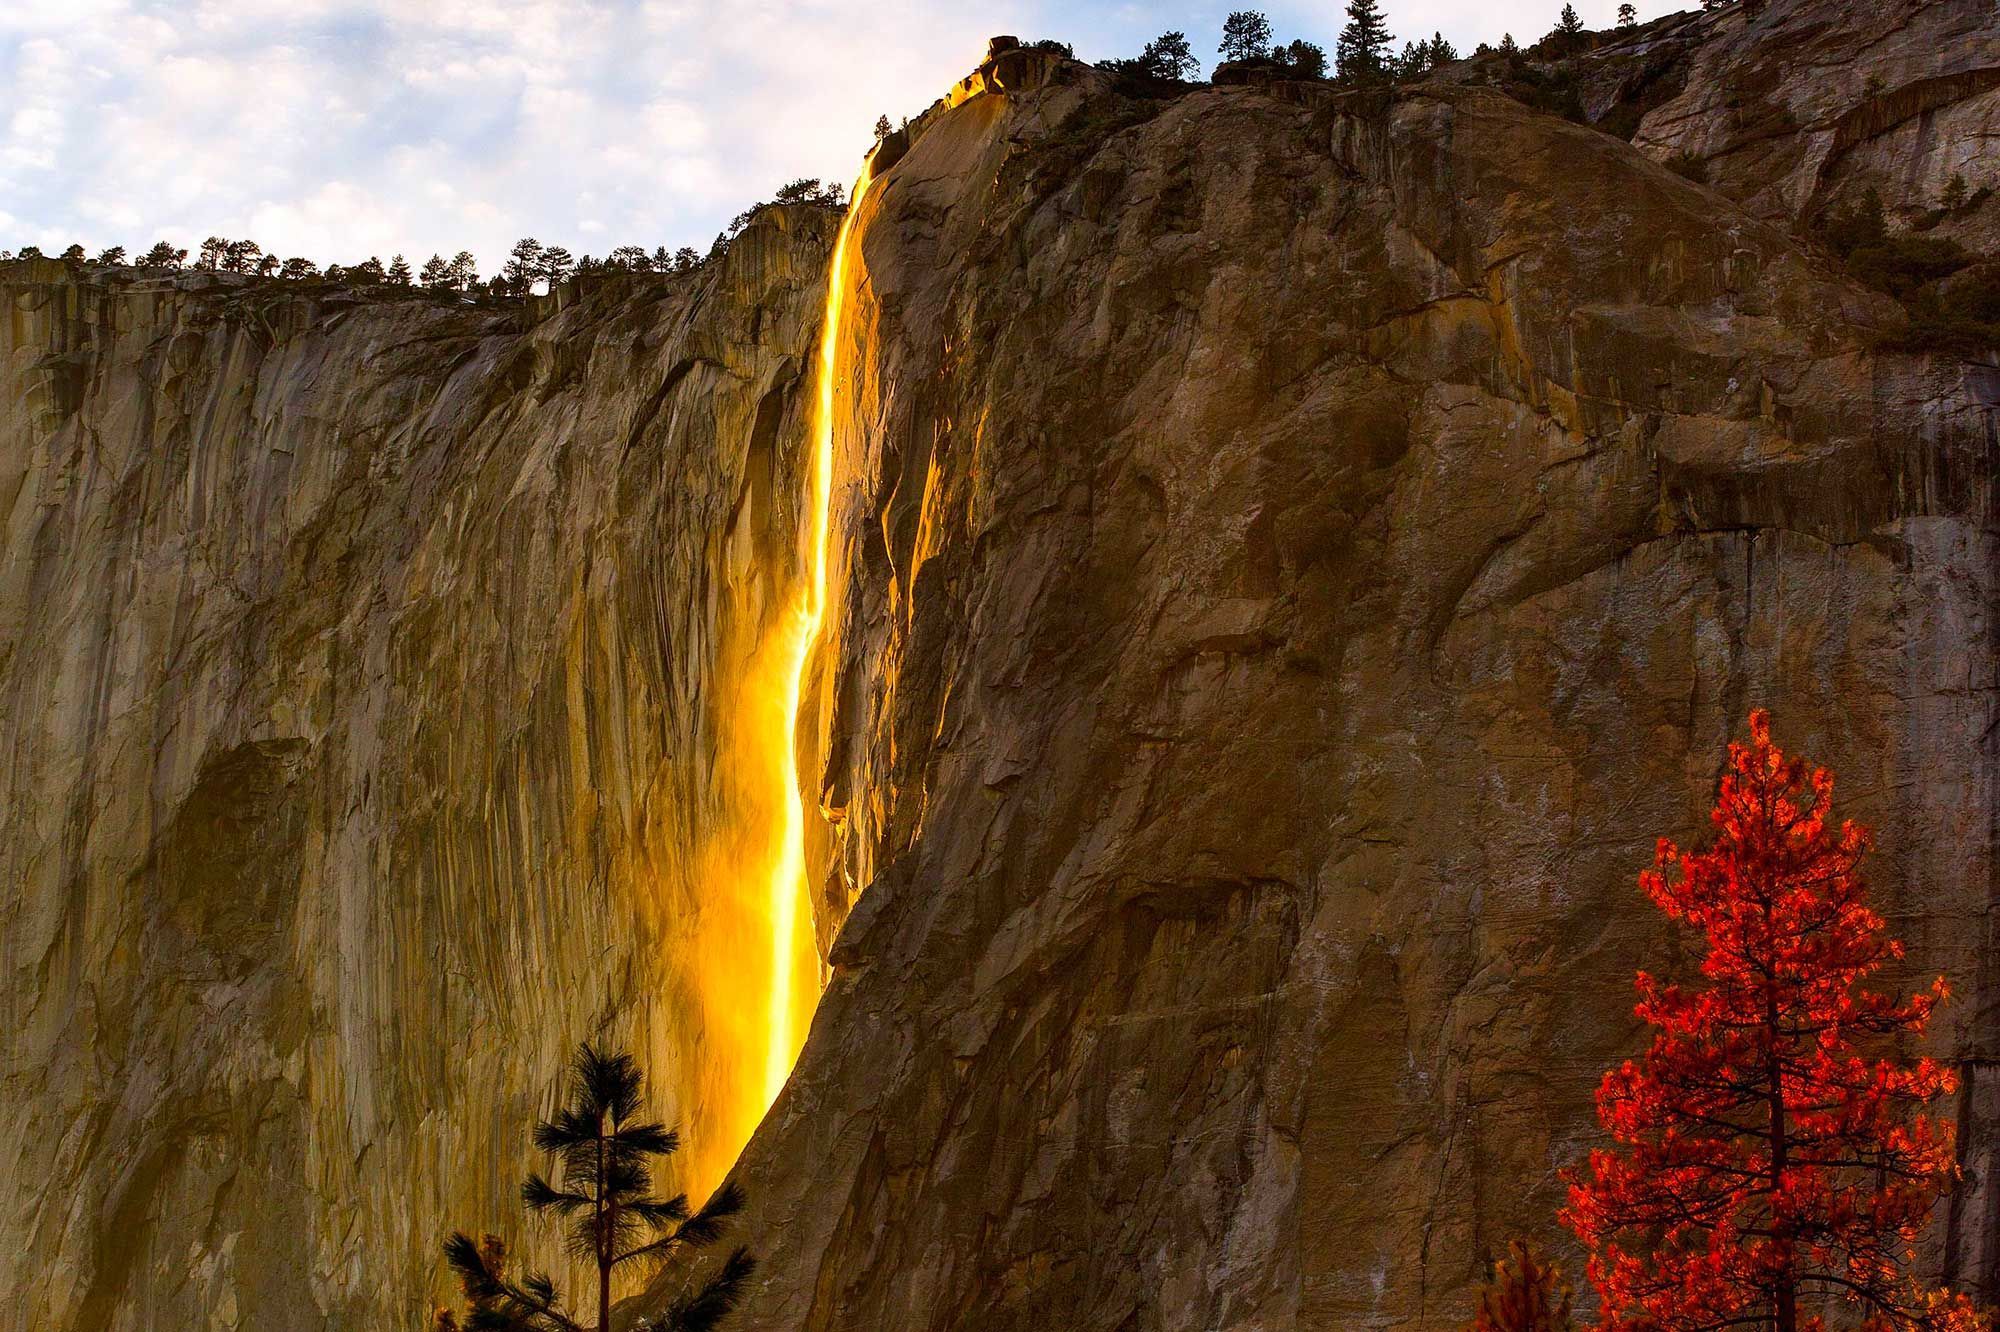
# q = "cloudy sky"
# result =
<box><xmin>3</xmin><ymin>0</ymin><xmax>1681</xmax><ymax>275</ymax></box>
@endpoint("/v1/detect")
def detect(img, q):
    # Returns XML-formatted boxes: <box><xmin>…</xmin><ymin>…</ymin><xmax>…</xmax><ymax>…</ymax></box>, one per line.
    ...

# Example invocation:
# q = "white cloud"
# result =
<box><xmin>3</xmin><ymin>0</ymin><xmax>1690</xmax><ymax>272</ymax></box>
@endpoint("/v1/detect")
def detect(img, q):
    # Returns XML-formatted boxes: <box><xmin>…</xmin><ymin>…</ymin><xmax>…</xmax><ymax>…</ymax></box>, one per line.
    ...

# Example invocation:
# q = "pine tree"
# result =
<box><xmin>440</xmin><ymin>1045</ymin><xmax>755</xmax><ymax>1332</ymax></box>
<box><xmin>1139</xmin><ymin>31</ymin><xmax>1197</xmax><ymax>81</ymax></box>
<box><xmin>448</xmin><ymin>251</ymin><xmax>479</xmax><ymax>290</ymax></box>
<box><xmin>420</xmin><ymin>254</ymin><xmax>451</xmax><ymax>288</ymax></box>
<box><xmin>92</xmin><ymin>246</ymin><xmax>126</xmax><ymax>265</ymax></box>
<box><xmin>197</xmin><ymin>236</ymin><xmax>228</xmax><ymax>269</ymax></box>
<box><xmin>1617</xmin><ymin>3</ymin><xmax>1637</xmax><ymax>25</ymax></box>
<box><xmin>1553</xmin><ymin>3</ymin><xmax>1587</xmax><ymax>42</ymax></box>
<box><xmin>525</xmin><ymin>1044</ymin><xmax>752</xmax><ymax>1332</ymax></box>
<box><xmin>1943</xmin><ymin>173</ymin><xmax>1969</xmax><ymax>210</ymax></box>
<box><xmin>1469</xmin><ymin>1239</ymin><xmax>1574</xmax><ymax>1332</ymax></box>
<box><xmin>1219</xmin><ymin>10</ymin><xmax>1275</xmax><ymax>62</ymax></box>
<box><xmin>1427</xmin><ymin>31</ymin><xmax>1458</xmax><ymax>65</ymax></box>
<box><xmin>538</xmin><ymin>246</ymin><xmax>573</xmax><ymax>286</ymax></box>
<box><xmin>138</xmin><ymin>241</ymin><xmax>186</xmax><ymax>268</ymax></box>
<box><xmin>387</xmin><ymin>253</ymin><xmax>413</xmax><ymax>285</ymax></box>
<box><xmin>281</xmin><ymin>257</ymin><xmax>318</xmax><ymax>280</ymax></box>
<box><xmin>873</xmin><ymin>113</ymin><xmax>892</xmax><ymax>142</ymax></box>
<box><xmin>1562</xmin><ymin>712</ymin><xmax>1982</xmax><ymax>1332</ymax></box>
<box><xmin>1336</xmin><ymin>0</ymin><xmax>1394</xmax><ymax>83</ymax></box>
<box><xmin>1278</xmin><ymin>38</ymin><xmax>1328</xmax><ymax>78</ymax></box>
<box><xmin>504</xmin><ymin>238</ymin><xmax>544</xmax><ymax>293</ymax></box>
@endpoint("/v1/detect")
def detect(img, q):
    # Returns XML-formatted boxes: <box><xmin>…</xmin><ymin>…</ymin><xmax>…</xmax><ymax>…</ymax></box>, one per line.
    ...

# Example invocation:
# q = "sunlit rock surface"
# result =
<box><xmin>0</xmin><ymin>213</ymin><xmax>836</xmax><ymax>1331</ymax></box>
<box><xmin>658</xmin><ymin>45</ymin><xmax>2000</xmax><ymax>1332</ymax></box>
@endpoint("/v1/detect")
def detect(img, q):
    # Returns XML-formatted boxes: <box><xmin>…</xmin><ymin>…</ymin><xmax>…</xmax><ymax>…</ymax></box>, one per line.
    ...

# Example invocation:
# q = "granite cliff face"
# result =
<box><xmin>657</xmin><ymin>32</ymin><xmax>2000</xmax><ymax>1332</ymax></box>
<box><xmin>1587</xmin><ymin>0</ymin><xmax>1999</xmax><ymax>247</ymax></box>
<box><xmin>5</xmin><ymin>4</ymin><xmax>1999</xmax><ymax>1331</ymax></box>
<box><xmin>0</xmin><ymin>214</ymin><xmax>837</xmax><ymax>1331</ymax></box>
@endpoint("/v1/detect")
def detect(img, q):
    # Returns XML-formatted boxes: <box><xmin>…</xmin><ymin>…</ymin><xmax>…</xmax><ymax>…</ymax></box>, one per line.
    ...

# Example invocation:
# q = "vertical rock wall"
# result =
<box><xmin>0</xmin><ymin>211</ymin><xmax>835</xmax><ymax>1332</ymax></box>
<box><xmin>1591</xmin><ymin>0</ymin><xmax>2000</xmax><ymax>249</ymax></box>
<box><xmin>679</xmin><ymin>59</ymin><xmax>2000</xmax><ymax>1332</ymax></box>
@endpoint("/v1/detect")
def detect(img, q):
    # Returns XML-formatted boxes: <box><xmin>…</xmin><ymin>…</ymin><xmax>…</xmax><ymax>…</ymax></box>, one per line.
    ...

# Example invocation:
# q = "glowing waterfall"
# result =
<box><xmin>760</xmin><ymin>163</ymin><xmax>874</xmax><ymax>1110</ymax></box>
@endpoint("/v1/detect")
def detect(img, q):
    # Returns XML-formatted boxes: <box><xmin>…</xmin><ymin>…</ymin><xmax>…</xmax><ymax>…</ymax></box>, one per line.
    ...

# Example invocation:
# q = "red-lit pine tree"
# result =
<box><xmin>1562</xmin><ymin>711</ymin><xmax>1985</xmax><ymax>1332</ymax></box>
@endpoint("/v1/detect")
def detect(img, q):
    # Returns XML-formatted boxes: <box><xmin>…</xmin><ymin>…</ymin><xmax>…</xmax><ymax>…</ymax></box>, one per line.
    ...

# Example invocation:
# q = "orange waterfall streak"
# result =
<box><xmin>760</xmin><ymin>164</ymin><xmax>874</xmax><ymax>1110</ymax></box>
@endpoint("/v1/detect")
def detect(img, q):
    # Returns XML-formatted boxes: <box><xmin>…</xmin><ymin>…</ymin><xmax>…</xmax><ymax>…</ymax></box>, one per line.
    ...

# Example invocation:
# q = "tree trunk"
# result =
<box><xmin>597</xmin><ymin>1128</ymin><xmax>610</xmax><ymax>1332</ymax></box>
<box><xmin>1766</xmin><ymin>917</ymin><xmax>1797</xmax><ymax>1332</ymax></box>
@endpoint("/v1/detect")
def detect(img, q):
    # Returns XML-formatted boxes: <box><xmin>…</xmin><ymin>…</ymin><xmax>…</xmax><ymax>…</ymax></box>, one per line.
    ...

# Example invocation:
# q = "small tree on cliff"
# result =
<box><xmin>537</xmin><ymin>245</ymin><xmax>574</xmax><ymax>287</ymax></box>
<box><xmin>1219</xmin><ymin>10</ymin><xmax>1275</xmax><ymax>62</ymax></box>
<box><xmin>1562</xmin><ymin>711</ymin><xmax>1982</xmax><ymax>1332</ymax></box>
<box><xmin>1469</xmin><ymin>1239</ymin><xmax>1575</xmax><ymax>1332</ymax></box>
<box><xmin>1276</xmin><ymin>38</ymin><xmax>1329</xmax><ymax>78</ymax></box>
<box><xmin>1336</xmin><ymin>0</ymin><xmax>1394</xmax><ymax>83</ymax></box>
<box><xmin>441</xmin><ymin>1044</ymin><xmax>755</xmax><ymax>1332</ymax></box>
<box><xmin>503</xmin><ymin>237</ymin><xmax>544</xmax><ymax>293</ymax></box>
<box><xmin>1104</xmin><ymin>31</ymin><xmax>1198</xmax><ymax>82</ymax></box>
<box><xmin>1545</xmin><ymin>3</ymin><xmax>1588</xmax><ymax>53</ymax></box>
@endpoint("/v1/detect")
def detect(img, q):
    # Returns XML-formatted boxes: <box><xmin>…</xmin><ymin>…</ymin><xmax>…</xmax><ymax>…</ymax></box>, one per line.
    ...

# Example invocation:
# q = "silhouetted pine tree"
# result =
<box><xmin>1277</xmin><ymin>38</ymin><xmax>1328</xmax><ymax>78</ymax></box>
<box><xmin>441</xmin><ymin>1045</ymin><xmax>754</xmax><ymax>1332</ymax></box>
<box><xmin>1336</xmin><ymin>0</ymin><xmax>1394</xmax><ymax>83</ymax></box>
<box><xmin>1219</xmin><ymin>10</ymin><xmax>1274</xmax><ymax>62</ymax></box>
<box><xmin>538</xmin><ymin>246</ymin><xmax>573</xmax><ymax>286</ymax></box>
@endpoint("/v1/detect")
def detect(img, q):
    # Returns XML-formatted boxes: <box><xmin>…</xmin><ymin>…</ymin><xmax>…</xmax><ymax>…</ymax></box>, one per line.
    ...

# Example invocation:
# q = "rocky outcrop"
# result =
<box><xmin>1582</xmin><ymin>0</ymin><xmax>2000</xmax><ymax>246</ymax></box>
<box><xmin>0</xmin><ymin>214</ymin><xmax>836</xmax><ymax>1331</ymax></box>
<box><xmin>648</xmin><ymin>51</ymin><xmax>2000</xmax><ymax>1332</ymax></box>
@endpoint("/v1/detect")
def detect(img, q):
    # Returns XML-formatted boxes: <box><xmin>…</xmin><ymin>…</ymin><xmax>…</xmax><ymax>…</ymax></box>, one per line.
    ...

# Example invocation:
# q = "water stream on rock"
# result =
<box><xmin>756</xmin><ymin>162</ymin><xmax>875</xmax><ymax>1116</ymax></box>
